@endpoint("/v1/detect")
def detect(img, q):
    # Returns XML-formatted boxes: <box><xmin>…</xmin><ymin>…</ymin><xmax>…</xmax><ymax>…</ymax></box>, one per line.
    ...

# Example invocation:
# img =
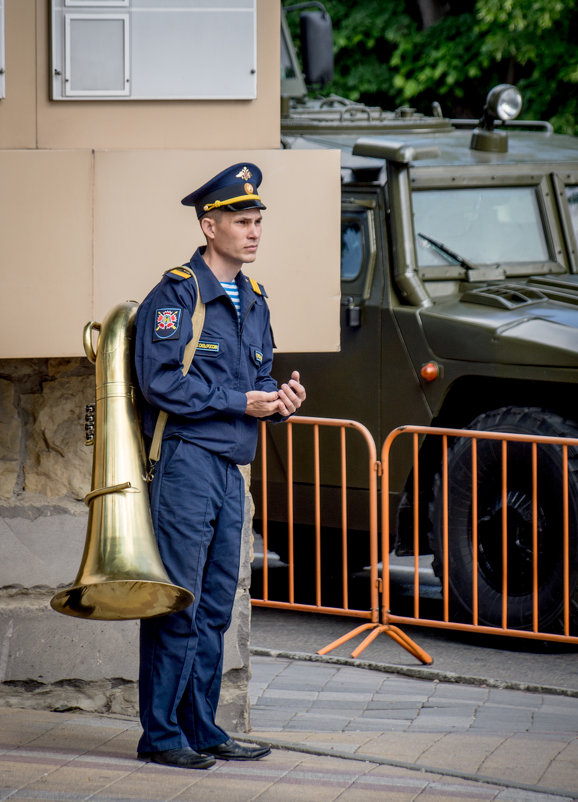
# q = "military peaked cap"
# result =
<box><xmin>181</xmin><ymin>162</ymin><xmax>267</xmax><ymax>218</ymax></box>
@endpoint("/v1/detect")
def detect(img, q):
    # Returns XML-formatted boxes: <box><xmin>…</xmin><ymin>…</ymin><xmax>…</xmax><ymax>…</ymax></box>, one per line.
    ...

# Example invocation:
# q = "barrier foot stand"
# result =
<box><xmin>317</xmin><ymin>623</ymin><xmax>378</xmax><ymax>656</ymax></box>
<box><xmin>371</xmin><ymin>623</ymin><xmax>433</xmax><ymax>665</ymax></box>
<box><xmin>317</xmin><ymin>621</ymin><xmax>432</xmax><ymax>665</ymax></box>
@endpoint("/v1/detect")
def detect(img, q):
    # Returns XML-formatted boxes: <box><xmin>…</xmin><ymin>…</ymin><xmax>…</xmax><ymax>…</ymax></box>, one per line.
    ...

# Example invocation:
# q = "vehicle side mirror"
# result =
<box><xmin>300</xmin><ymin>11</ymin><xmax>334</xmax><ymax>87</ymax></box>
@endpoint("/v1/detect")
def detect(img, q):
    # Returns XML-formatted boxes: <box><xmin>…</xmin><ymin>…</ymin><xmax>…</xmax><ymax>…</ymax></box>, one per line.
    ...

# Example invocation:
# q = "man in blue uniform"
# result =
<box><xmin>134</xmin><ymin>163</ymin><xmax>306</xmax><ymax>770</ymax></box>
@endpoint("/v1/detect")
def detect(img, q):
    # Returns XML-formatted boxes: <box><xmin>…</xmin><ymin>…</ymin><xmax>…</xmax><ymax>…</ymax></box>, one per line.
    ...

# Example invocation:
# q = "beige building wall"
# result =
<box><xmin>0</xmin><ymin>0</ymin><xmax>341</xmax><ymax>358</ymax></box>
<box><xmin>1</xmin><ymin>0</ymin><xmax>281</xmax><ymax>151</ymax></box>
<box><xmin>0</xmin><ymin>0</ymin><xmax>36</xmax><ymax>149</ymax></box>
<box><xmin>0</xmin><ymin>149</ymin><xmax>94</xmax><ymax>357</ymax></box>
<box><xmin>93</xmin><ymin>148</ymin><xmax>341</xmax><ymax>354</ymax></box>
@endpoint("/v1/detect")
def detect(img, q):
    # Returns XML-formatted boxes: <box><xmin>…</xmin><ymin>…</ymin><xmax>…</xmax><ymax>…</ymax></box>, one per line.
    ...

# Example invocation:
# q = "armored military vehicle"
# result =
<box><xmin>254</xmin><ymin>6</ymin><xmax>578</xmax><ymax>633</ymax></box>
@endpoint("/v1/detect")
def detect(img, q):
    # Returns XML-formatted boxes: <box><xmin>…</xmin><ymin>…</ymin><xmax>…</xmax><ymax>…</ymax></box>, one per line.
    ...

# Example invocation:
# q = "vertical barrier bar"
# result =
<box><xmin>442</xmin><ymin>435</ymin><xmax>449</xmax><ymax>622</ymax></box>
<box><xmin>502</xmin><ymin>439</ymin><xmax>508</xmax><ymax>629</ymax></box>
<box><xmin>340</xmin><ymin>427</ymin><xmax>349</xmax><ymax>610</ymax></box>
<box><xmin>260</xmin><ymin>421</ymin><xmax>269</xmax><ymax>602</ymax></box>
<box><xmin>413</xmin><ymin>432</ymin><xmax>420</xmax><ymax>619</ymax></box>
<box><xmin>532</xmin><ymin>442</ymin><xmax>538</xmax><ymax>633</ymax></box>
<box><xmin>563</xmin><ymin>445</ymin><xmax>569</xmax><ymax>636</ymax></box>
<box><xmin>313</xmin><ymin>424</ymin><xmax>321</xmax><ymax>608</ymax></box>
<box><xmin>287</xmin><ymin>422</ymin><xmax>295</xmax><ymax>605</ymax></box>
<box><xmin>368</xmin><ymin>435</ymin><xmax>379</xmax><ymax>625</ymax></box>
<box><xmin>381</xmin><ymin>437</ymin><xmax>391</xmax><ymax>618</ymax></box>
<box><xmin>471</xmin><ymin>437</ymin><xmax>478</xmax><ymax>626</ymax></box>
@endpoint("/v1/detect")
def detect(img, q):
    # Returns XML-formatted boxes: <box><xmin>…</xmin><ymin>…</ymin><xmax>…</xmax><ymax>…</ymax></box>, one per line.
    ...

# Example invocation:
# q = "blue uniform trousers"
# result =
<box><xmin>137</xmin><ymin>438</ymin><xmax>244</xmax><ymax>753</ymax></box>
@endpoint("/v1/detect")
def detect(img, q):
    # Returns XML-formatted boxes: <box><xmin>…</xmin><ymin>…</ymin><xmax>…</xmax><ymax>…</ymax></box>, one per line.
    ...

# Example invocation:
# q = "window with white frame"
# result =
<box><xmin>51</xmin><ymin>0</ymin><xmax>257</xmax><ymax>101</ymax></box>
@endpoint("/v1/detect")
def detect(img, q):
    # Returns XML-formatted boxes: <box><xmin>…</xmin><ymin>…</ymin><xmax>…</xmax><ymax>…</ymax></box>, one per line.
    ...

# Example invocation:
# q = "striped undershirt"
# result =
<box><xmin>220</xmin><ymin>281</ymin><xmax>241</xmax><ymax>316</ymax></box>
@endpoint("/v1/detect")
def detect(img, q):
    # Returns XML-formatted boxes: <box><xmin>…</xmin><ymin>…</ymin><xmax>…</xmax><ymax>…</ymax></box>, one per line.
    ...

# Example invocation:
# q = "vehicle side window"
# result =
<box><xmin>412</xmin><ymin>187</ymin><xmax>549</xmax><ymax>268</ymax></box>
<box><xmin>341</xmin><ymin>215</ymin><xmax>364</xmax><ymax>281</ymax></box>
<box><xmin>566</xmin><ymin>186</ymin><xmax>578</xmax><ymax>244</ymax></box>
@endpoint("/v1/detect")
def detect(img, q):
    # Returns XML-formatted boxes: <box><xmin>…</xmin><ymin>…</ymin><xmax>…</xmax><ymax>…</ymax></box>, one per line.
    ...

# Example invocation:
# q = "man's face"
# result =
<box><xmin>209</xmin><ymin>208</ymin><xmax>263</xmax><ymax>265</ymax></box>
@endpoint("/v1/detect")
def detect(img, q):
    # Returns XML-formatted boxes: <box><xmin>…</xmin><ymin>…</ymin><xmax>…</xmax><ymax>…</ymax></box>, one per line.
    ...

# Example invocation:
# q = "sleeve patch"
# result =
<box><xmin>154</xmin><ymin>307</ymin><xmax>182</xmax><ymax>340</ymax></box>
<box><xmin>251</xmin><ymin>346</ymin><xmax>264</xmax><ymax>366</ymax></box>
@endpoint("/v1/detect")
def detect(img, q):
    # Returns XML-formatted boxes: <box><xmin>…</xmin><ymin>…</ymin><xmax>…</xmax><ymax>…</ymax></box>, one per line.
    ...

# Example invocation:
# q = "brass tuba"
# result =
<box><xmin>50</xmin><ymin>301</ymin><xmax>194</xmax><ymax>620</ymax></box>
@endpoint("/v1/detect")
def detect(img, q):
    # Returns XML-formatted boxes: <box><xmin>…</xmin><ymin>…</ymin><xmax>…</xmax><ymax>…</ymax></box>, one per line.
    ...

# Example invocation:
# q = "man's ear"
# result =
<box><xmin>200</xmin><ymin>215</ymin><xmax>216</xmax><ymax>240</ymax></box>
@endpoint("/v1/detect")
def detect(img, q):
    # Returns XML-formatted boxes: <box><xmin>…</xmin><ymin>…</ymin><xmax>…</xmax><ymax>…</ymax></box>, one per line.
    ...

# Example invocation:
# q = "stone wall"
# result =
<box><xmin>0</xmin><ymin>358</ymin><xmax>252</xmax><ymax>731</ymax></box>
<box><xmin>0</xmin><ymin>358</ymin><xmax>95</xmax><ymax>501</ymax></box>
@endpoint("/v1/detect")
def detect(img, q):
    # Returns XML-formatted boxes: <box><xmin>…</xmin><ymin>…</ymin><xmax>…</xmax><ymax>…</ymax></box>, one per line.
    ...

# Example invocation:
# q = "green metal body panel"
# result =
<box><xmin>255</xmin><ymin>101</ymin><xmax>578</xmax><ymax>557</ymax></box>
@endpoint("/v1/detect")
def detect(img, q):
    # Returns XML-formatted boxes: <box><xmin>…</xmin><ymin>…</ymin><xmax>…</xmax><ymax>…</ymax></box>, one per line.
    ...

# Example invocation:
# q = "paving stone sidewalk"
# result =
<box><xmin>1</xmin><ymin>654</ymin><xmax>577</xmax><ymax>801</ymax></box>
<box><xmin>248</xmin><ymin>654</ymin><xmax>578</xmax><ymax>800</ymax></box>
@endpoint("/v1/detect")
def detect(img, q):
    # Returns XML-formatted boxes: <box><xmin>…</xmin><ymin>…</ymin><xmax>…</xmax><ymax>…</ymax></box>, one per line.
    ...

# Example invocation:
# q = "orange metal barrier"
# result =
<box><xmin>251</xmin><ymin>416</ymin><xmax>428</xmax><ymax>662</ymax></box>
<box><xmin>252</xmin><ymin>419</ymin><xmax>578</xmax><ymax>666</ymax></box>
<box><xmin>380</xmin><ymin>425</ymin><xmax>578</xmax><ymax>660</ymax></box>
<box><xmin>252</xmin><ymin>416</ymin><xmax>378</xmax><ymax>625</ymax></box>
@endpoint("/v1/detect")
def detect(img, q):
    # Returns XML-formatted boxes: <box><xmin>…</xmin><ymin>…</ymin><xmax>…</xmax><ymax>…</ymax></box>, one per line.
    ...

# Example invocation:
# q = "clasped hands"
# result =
<box><xmin>245</xmin><ymin>370</ymin><xmax>306</xmax><ymax>419</ymax></box>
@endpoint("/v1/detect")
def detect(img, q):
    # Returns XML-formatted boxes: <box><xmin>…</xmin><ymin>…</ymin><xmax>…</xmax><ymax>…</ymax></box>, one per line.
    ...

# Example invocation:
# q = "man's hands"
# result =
<box><xmin>278</xmin><ymin>370</ymin><xmax>306</xmax><ymax>416</ymax></box>
<box><xmin>245</xmin><ymin>371</ymin><xmax>306</xmax><ymax>419</ymax></box>
<box><xmin>244</xmin><ymin>390</ymin><xmax>281</xmax><ymax>419</ymax></box>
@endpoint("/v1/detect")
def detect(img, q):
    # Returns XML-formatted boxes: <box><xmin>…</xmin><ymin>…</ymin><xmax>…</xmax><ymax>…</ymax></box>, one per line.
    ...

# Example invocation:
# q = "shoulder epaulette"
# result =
<box><xmin>248</xmin><ymin>276</ymin><xmax>263</xmax><ymax>296</ymax></box>
<box><xmin>166</xmin><ymin>266</ymin><xmax>193</xmax><ymax>280</ymax></box>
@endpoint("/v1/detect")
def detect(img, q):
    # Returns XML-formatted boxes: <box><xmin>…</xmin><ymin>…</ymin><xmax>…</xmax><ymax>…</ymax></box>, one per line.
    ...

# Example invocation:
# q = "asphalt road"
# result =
<box><xmin>250</xmin><ymin>540</ymin><xmax>578</xmax><ymax>694</ymax></box>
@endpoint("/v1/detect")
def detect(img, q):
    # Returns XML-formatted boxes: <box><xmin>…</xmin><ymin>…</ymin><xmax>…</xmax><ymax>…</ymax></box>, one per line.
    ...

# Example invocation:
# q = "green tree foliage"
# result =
<box><xmin>291</xmin><ymin>0</ymin><xmax>578</xmax><ymax>134</ymax></box>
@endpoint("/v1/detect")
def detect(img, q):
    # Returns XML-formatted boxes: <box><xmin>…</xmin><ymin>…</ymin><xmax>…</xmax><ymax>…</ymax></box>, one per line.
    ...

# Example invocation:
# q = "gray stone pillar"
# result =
<box><xmin>0</xmin><ymin>358</ymin><xmax>251</xmax><ymax>732</ymax></box>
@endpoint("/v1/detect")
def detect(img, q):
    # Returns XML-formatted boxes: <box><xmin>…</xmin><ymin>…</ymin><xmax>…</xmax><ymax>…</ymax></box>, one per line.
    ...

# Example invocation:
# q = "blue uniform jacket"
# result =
<box><xmin>134</xmin><ymin>247</ymin><xmax>279</xmax><ymax>465</ymax></box>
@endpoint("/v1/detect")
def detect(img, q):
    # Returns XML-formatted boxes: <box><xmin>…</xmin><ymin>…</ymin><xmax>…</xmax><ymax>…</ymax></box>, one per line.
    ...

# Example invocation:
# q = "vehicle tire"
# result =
<box><xmin>429</xmin><ymin>407</ymin><xmax>578</xmax><ymax>632</ymax></box>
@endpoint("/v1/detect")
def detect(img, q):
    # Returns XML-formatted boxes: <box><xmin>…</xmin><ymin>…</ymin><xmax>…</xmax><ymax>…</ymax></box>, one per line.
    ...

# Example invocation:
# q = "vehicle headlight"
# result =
<box><xmin>470</xmin><ymin>84</ymin><xmax>523</xmax><ymax>153</ymax></box>
<box><xmin>486</xmin><ymin>84</ymin><xmax>523</xmax><ymax>122</ymax></box>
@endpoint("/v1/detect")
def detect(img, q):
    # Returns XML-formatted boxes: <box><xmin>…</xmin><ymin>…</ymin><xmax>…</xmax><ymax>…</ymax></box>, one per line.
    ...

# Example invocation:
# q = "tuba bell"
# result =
<box><xmin>50</xmin><ymin>301</ymin><xmax>194</xmax><ymax>620</ymax></box>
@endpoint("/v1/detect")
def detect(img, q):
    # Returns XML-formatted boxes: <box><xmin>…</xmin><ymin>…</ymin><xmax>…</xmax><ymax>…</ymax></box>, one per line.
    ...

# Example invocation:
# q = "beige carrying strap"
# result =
<box><xmin>148</xmin><ymin>268</ymin><xmax>206</xmax><ymax>464</ymax></box>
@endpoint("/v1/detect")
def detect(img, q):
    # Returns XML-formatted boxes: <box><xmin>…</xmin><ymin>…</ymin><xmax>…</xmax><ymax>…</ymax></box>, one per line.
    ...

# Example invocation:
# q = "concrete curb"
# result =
<box><xmin>251</xmin><ymin>645</ymin><xmax>578</xmax><ymax>698</ymax></box>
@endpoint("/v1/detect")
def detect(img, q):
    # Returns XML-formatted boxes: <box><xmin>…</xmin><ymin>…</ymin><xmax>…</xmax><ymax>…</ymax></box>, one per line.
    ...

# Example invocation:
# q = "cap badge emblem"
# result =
<box><xmin>244</xmin><ymin>182</ymin><xmax>254</xmax><ymax>195</ymax></box>
<box><xmin>236</xmin><ymin>166</ymin><xmax>253</xmax><ymax>180</ymax></box>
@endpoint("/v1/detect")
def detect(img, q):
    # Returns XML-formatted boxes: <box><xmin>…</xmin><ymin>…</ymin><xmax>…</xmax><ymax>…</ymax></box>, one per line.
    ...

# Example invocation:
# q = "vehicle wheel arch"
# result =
<box><xmin>393</xmin><ymin>376</ymin><xmax>578</xmax><ymax>557</ymax></box>
<box><xmin>432</xmin><ymin>375</ymin><xmax>578</xmax><ymax>430</ymax></box>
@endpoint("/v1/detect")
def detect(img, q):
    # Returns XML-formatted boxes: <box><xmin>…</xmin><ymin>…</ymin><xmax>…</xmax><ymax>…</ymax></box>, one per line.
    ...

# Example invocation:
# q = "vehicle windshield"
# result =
<box><xmin>412</xmin><ymin>187</ymin><xmax>550</xmax><ymax>272</ymax></box>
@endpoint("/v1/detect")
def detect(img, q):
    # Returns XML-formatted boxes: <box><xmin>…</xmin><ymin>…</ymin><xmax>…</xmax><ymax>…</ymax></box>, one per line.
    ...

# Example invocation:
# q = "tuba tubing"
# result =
<box><xmin>50</xmin><ymin>301</ymin><xmax>194</xmax><ymax>620</ymax></box>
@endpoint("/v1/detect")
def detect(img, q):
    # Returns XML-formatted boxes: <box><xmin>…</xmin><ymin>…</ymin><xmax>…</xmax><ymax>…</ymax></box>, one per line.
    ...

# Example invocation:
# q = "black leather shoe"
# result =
<box><xmin>138</xmin><ymin>747</ymin><xmax>215</xmax><ymax>769</ymax></box>
<box><xmin>203</xmin><ymin>738</ymin><xmax>271</xmax><ymax>761</ymax></box>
